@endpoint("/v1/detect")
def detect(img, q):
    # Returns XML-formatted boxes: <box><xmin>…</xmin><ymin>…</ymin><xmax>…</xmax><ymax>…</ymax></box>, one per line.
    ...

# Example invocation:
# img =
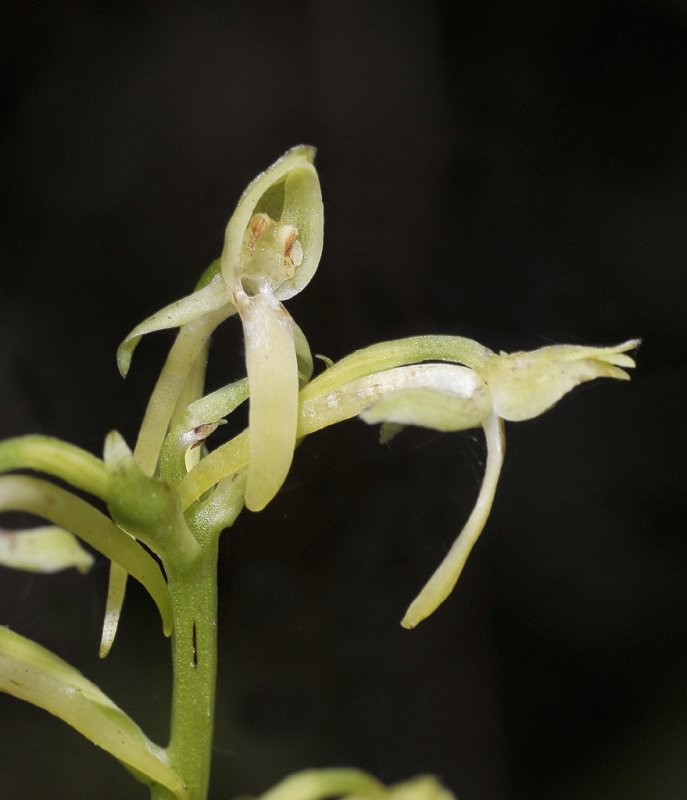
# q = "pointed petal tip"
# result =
<box><xmin>116</xmin><ymin>341</ymin><xmax>135</xmax><ymax>378</ymax></box>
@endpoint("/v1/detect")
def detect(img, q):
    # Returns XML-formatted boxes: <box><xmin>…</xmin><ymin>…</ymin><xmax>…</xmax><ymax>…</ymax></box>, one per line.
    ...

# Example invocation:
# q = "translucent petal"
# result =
<box><xmin>0</xmin><ymin>627</ymin><xmax>188</xmax><ymax>799</ymax></box>
<box><xmin>237</xmin><ymin>287</ymin><xmax>299</xmax><ymax>512</ymax></box>
<box><xmin>401</xmin><ymin>412</ymin><xmax>505</xmax><ymax>629</ymax></box>
<box><xmin>292</xmin><ymin>318</ymin><xmax>315</xmax><ymax>386</ymax></box>
<box><xmin>361</xmin><ymin>385</ymin><xmax>490</xmax><ymax>433</ymax></box>
<box><xmin>0</xmin><ymin>526</ymin><xmax>94</xmax><ymax>574</ymax></box>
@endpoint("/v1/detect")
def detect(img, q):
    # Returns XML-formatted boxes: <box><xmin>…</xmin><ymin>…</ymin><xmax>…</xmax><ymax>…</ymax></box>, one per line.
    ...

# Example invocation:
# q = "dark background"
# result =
<box><xmin>1</xmin><ymin>2</ymin><xmax>686</xmax><ymax>798</ymax></box>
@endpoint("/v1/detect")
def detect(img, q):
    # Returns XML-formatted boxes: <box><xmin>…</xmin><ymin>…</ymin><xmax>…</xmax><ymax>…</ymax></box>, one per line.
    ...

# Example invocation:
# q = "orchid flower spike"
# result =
<box><xmin>349</xmin><ymin>338</ymin><xmax>639</xmax><ymax>628</ymax></box>
<box><xmin>220</xmin><ymin>145</ymin><xmax>323</xmax><ymax>511</ymax></box>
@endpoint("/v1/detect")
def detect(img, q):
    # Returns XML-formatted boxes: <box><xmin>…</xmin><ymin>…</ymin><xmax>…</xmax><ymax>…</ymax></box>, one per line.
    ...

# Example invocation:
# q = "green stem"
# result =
<box><xmin>153</xmin><ymin>541</ymin><xmax>219</xmax><ymax>800</ymax></box>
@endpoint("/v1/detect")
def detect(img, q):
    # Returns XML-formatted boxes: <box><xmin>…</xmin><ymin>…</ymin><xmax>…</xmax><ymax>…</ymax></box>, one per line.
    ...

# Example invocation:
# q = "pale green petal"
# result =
<box><xmin>257</xmin><ymin>769</ymin><xmax>455</xmax><ymax>800</ymax></box>
<box><xmin>221</xmin><ymin>146</ymin><xmax>323</xmax><ymax>299</ymax></box>
<box><xmin>361</xmin><ymin>385</ymin><xmax>490</xmax><ymax>433</ymax></box>
<box><xmin>179</xmin><ymin>431</ymin><xmax>248</xmax><ymax>511</ymax></box>
<box><xmin>382</xmin><ymin>776</ymin><xmax>456</xmax><ymax>800</ymax></box>
<box><xmin>99</xmin><ymin>561</ymin><xmax>128</xmax><ymax>659</ymax></box>
<box><xmin>117</xmin><ymin>274</ymin><xmax>232</xmax><ymax>378</ymax></box>
<box><xmin>299</xmin><ymin>363</ymin><xmax>485</xmax><ymax>437</ymax></box>
<box><xmin>0</xmin><ymin>526</ymin><xmax>94</xmax><ymax>574</ymax></box>
<box><xmin>300</xmin><ymin>336</ymin><xmax>494</xmax><ymax>403</ymax></box>
<box><xmin>237</xmin><ymin>287</ymin><xmax>299</xmax><ymax>512</ymax></box>
<box><xmin>258</xmin><ymin>769</ymin><xmax>385</xmax><ymax>800</ymax></box>
<box><xmin>0</xmin><ymin>475</ymin><xmax>172</xmax><ymax>636</ymax></box>
<box><xmin>293</xmin><ymin>319</ymin><xmax>315</xmax><ymax>386</ymax></box>
<box><xmin>0</xmin><ymin>627</ymin><xmax>188</xmax><ymax>799</ymax></box>
<box><xmin>482</xmin><ymin>339</ymin><xmax>640</xmax><ymax>422</ymax></box>
<box><xmin>402</xmin><ymin>412</ymin><xmax>505</xmax><ymax>629</ymax></box>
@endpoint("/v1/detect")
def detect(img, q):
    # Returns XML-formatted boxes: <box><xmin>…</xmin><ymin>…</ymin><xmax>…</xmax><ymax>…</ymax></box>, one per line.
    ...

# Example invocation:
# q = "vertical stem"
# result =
<box><xmin>153</xmin><ymin>541</ymin><xmax>219</xmax><ymax>800</ymax></box>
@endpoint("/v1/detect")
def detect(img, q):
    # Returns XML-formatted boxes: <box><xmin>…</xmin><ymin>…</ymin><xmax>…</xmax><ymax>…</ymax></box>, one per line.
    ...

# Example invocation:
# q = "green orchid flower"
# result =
<box><xmin>172</xmin><ymin>332</ymin><xmax>638</xmax><ymax>630</ymax></box>
<box><xmin>290</xmin><ymin>336</ymin><xmax>638</xmax><ymax>629</ymax></box>
<box><xmin>117</xmin><ymin>146</ymin><xmax>323</xmax><ymax>512</ymax></box>
<box><xmin>360</xmin><ymin>339</ymin><xmax>640</xmax><ymax>628</ymax></box>
<box><xmin>220</xmin><ymin>145</ymin><xmax>323</xmax><ymax>511</ymax></box>
<box><xmin>100</xmin><ymin>147</ymin><xmax>323</xmax><ymax>653</ymax></box>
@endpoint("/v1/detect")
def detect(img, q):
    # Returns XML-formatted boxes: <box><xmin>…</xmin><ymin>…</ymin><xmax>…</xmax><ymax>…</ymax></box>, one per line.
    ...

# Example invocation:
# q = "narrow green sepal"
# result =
<box><xmin>99</xmin><ymin>561</ymin><xmax>128</xmax><ymax>658</ymax></box>
<box><xmin>0</xmin><ymin>474</ymin><xmax>172</xmax><ymax>636</ymax></box>
<box><xmin>0</xmin><ymin>435</ymin><xmax>108</xmax><ymax>499</ymax></box>
<box><xmin>401</xmin><ymin>413</ymin><xmax>505</xmax><ymax>629</ymax></box>
<box><xmin>0</xmin><ymin>626</ymin><xmax>188</xmax><ymax>799</ymax></box>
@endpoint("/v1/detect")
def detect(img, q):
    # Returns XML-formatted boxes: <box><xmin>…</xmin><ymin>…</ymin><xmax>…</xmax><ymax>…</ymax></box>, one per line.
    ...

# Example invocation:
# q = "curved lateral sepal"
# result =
<box><xmin>0</xmin><ymin>475</ymin><xmax>172</xmax><ymax>636</ymax></box>
<box><xmin>0</xmin><ymin>436</ymin><xmax>108</xmax><ymax>500</ymax></box>
<box><xmin>117</xmin><ymin>275</ymin><xmax>233</xmax><ymax>378</ymax></box>
<box><xmin>401</xmin><ymin>412</ymin><xmax>505</xmax><ymax>629</ymax></box>
<box><xmin>0</xmin><ymin>626</ymin><xmax>188</xmax><ymax>799</ymax></box>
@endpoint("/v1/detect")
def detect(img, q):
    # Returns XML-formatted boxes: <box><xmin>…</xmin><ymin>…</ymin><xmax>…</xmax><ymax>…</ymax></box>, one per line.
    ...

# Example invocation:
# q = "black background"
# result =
<box><xmin>1</xmin><ymin>2</ymin><xmax>686</xmax><ymax>799</ymax></box>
